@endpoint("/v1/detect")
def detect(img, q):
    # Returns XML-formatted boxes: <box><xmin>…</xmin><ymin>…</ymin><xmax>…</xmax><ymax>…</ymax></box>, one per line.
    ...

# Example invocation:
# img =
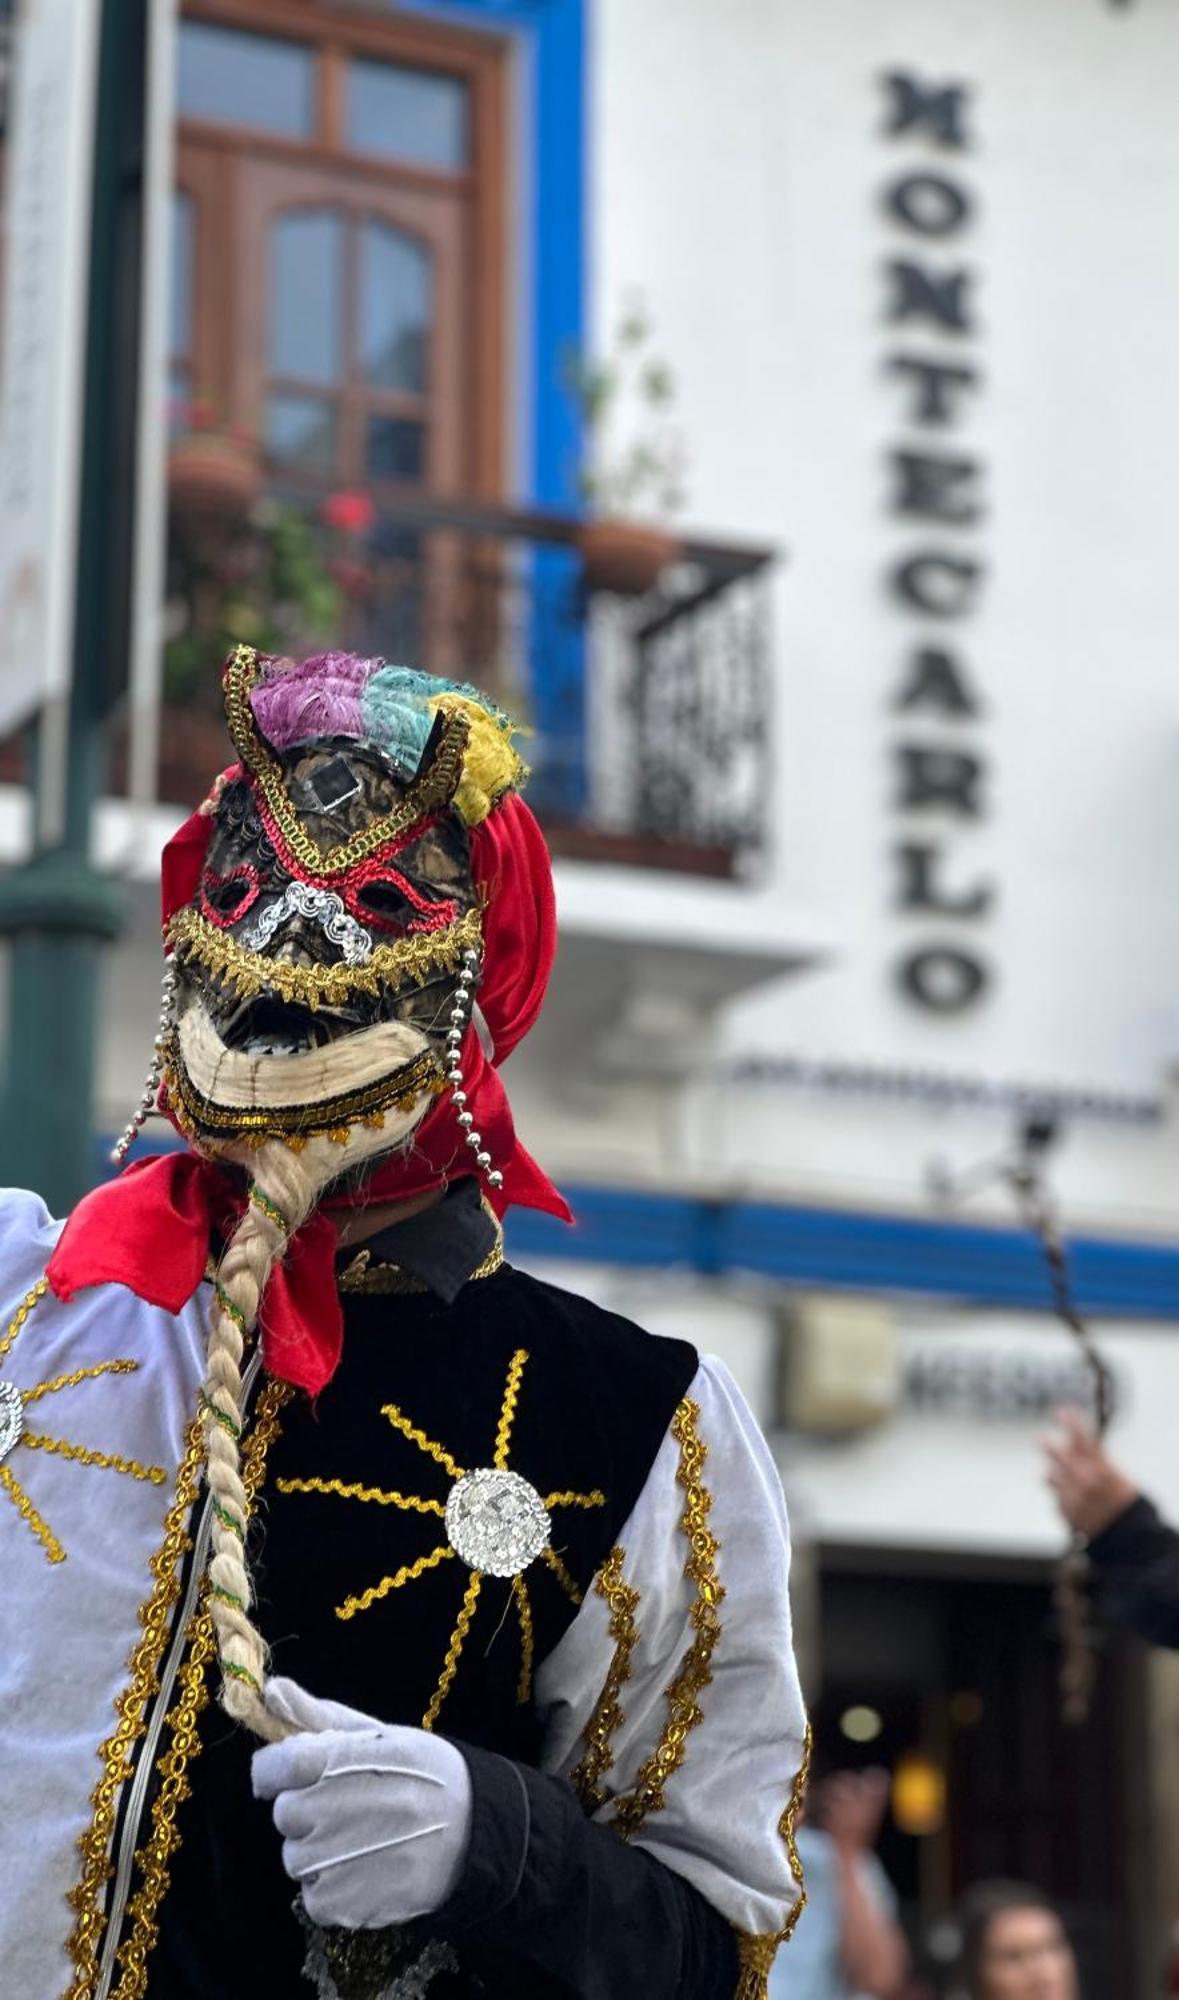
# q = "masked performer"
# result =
<box><xmin>1</xmin><ymin>649</ymin><xmax>808</xmax><ymax>2000</ymax></box>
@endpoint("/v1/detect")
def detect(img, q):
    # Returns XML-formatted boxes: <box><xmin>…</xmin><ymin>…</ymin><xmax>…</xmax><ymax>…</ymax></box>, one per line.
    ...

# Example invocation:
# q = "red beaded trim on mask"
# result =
<box><xmin>341</xmin><ymin>853</ymin><xmax>458</xmax><ymax>936</ymax></box>
<box><xmin>245</xmin><ymin>788</ymin><xmax>461</xmax><ymax>937</ymax></box>
<box><xmin>199</xmin><ymin>865</ymin><xmax>262</xmax><ymax>930</ymax></box>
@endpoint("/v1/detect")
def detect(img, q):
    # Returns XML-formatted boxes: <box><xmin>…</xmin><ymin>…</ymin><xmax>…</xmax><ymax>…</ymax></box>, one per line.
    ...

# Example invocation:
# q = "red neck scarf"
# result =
<box><xmin>47</xmin><ymin>793</ymin><xmax>570</xmax><ymax>1397</ymax></box>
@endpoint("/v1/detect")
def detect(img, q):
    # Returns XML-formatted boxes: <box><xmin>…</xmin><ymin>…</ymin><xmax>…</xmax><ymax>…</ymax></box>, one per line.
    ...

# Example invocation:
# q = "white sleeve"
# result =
<box><xmin>534</xmin><ymin>1353</ymin><xmax>809</xmax><ymax>1941</ymax></box>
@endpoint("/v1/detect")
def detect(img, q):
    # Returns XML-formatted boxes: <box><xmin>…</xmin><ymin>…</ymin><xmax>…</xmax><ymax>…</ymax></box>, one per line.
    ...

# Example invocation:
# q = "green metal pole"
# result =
<box><xmin>0</xmin><ymin>0</ymin><xmax>145</xmax><ymax>1212</ymax></box>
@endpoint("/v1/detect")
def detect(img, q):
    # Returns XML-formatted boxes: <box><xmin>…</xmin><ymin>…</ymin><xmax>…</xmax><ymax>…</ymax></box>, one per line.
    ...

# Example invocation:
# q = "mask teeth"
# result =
<box><xmin>110</xmin><ymin>961</ymin><xmax>179</xmax><ymax>1167</ymax></box>
<box><xmin>446</xmin><ymin>947</ymin><xmax>503</xmax><ymax>1193</ymax></box>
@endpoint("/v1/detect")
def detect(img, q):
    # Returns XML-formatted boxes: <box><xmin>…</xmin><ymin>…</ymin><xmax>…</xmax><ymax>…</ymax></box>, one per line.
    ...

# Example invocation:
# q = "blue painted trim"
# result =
<box><xmin>504</xmin><ymin>1183</ymin><xmax>1179</xmax><ymax>1321</ymax></box>
<box><xmin>404</xmin><ymin>0</ymin><xmax>588</xmax><ymax>810</ymax></box>
<box><xmin>404</xmin><ymin>0</ymin><xmax>585</xmax><ymax>506</ymax></box>
<box><xmin>95</xmin><ymin>1133</ymin><xmax>1179</xmax><ymax>1320</ymax></box>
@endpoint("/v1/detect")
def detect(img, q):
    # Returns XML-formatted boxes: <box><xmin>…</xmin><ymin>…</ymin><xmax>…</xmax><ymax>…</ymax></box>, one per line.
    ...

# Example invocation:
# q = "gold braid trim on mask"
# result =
<box><xmin>165</xmin><ymin>1050</ymin><xmax>445</xmax><ymax>1146</ymax></box>
<box><xmin>222</xmin><ymin>643</ymin><xmax>473</xmax><ymax>871</ymax></box>
<box><xmin>165</xmin><ymin>904</ymin><xmax>484</xmax><ymax>1010</ymax></box>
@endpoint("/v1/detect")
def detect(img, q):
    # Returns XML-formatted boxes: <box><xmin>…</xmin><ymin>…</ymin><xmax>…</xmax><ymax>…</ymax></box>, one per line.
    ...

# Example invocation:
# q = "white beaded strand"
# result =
<box><xmin>110</xmin><ymin>959</ymin><xmax>179</xmax><ymax>1166</ymax></box>
<box><xmin>446</xmin><ymin>946</ymin><xmax>503</xmax><ymax>1192</ymax></box>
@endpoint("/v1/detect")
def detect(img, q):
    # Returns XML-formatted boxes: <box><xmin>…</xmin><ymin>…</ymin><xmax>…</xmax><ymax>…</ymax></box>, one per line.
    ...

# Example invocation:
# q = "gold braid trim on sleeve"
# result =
<box><xmin>611</xmin><ymin>1397</ymin><xmax>725</xmax><ymax>1840</ymax></box>
<box><xmin>63</xmin><ymin>1412</ymin><xmax>208</xmax><ymax>1995</ymax></box>
<box><xmin>569</xmin><ymin>1546</ymin><xmax>642</xmax><ymax>1810</ymax></box>
<box><xmin>110</xmin><ymin>1378</ymin><xmax>291</xmax><ymax>1999</ymax></box>
<box><xmin>733</xmin><ymin>1724</ymin><xmax>813</xmax><ymax>1998</ymax></box>
<box><xmin>62</xmin><ymin>1377</ymin><xmax>291</xmax><ymax>1999</ymax></box>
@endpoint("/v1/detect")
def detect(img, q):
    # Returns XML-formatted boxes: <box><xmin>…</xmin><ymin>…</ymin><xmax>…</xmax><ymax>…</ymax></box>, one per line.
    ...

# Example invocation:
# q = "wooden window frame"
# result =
<box><xmin>177</xmin><ymin>0</ymin><xmax>507</xmax><ymax>498</ymax></box>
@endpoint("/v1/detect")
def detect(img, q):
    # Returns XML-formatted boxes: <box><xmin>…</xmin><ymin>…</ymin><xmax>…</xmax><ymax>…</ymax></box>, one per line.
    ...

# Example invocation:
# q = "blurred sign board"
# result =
<box><xmin>781</xmin><ymin>1310</ymin><xmax>1163</xmax><ymax>1560</ymax></box>
<box><xmin>0</xmin><ymin>0</ymin><xmax>102</xmax><ymax>735</ymax></box>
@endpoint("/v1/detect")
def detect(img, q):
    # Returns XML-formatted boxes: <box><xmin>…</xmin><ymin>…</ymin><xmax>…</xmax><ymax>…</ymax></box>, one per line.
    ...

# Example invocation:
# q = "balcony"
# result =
<box><xmin>0</xmin><ymin>490</ymin><xmax>830</xmax><ymax>1122</ymax></box>
<box><xmin>151</xmin><ymin>487</ymin><xmax>832</xmax><ymax>1081</ymax></box>
<box><xmin>154</xmin><ymin>487</ymin><xmax>778</xmax><ymax>881</ymax></box>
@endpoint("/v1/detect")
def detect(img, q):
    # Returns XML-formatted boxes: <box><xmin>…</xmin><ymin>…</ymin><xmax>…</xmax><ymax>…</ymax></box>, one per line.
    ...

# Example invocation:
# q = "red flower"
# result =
<box><xmin>321</xmin><ymin>489</ymin><xmax>375</xmax><ymax>537</ymax></box>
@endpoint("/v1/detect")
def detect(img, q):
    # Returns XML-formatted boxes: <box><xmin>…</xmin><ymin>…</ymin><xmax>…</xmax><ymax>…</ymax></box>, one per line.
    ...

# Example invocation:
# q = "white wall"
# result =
<box><xmin>593</xmin><ymin>0</ymin><xmax>1179</xmax><ymax>1233</ymax></box>
<box><xmin>82</xmin><ymin>0</ymin><xmax>1179</xmax><ymax>1251</ymax></box>
<box><xmin>781</xmin><ymin>1304</ymin><xmax>1179</xmax><ymax>1560</ymax></box>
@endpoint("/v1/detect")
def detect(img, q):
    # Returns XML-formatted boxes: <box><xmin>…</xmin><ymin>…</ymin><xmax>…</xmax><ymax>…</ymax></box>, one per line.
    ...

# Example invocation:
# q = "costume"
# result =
<box><xmin>0</xmin><ymin>649</ymin><xmax>808</xmax><ymax>1999</ymax></box>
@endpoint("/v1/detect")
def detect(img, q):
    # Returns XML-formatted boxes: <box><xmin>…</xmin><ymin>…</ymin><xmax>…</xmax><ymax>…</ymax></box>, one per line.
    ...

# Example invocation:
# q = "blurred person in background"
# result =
<box><xmin>1044</xmin><ymin>1407</ymin><xmax>1179</xmax><ymax>1647</ymax></box>
<box><xmin>953</xmin><ymin>1883</ymin><xmax>1078</xmax><ymax>2000</ymax></box>
<box><xmin>770</xmin><ymin>1765</ymin><xmax>910</xmax><ymax>1999</ymax></box>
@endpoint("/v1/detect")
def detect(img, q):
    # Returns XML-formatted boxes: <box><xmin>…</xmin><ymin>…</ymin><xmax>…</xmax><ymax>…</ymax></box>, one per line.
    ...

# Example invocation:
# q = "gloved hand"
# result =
<box><xmin>251</xmin><ymin>1677</ymin><xmax>473</xmax><ymax>1930</ymax></box>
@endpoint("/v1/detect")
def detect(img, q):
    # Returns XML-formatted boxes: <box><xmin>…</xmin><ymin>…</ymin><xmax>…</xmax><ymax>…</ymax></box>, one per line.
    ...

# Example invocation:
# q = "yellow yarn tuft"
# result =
<box><xmin>433</xmin><ymin>695</ymin><xmax>529</xmax><ymax>826</ymax></box>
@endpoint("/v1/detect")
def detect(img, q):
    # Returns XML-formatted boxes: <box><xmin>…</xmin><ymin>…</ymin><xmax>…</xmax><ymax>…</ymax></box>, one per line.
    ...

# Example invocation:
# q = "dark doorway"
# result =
<box><xmin>812</xmin><ymin>1554</ymin><xmax>1150</xmax><ymax>1995</ymax></box>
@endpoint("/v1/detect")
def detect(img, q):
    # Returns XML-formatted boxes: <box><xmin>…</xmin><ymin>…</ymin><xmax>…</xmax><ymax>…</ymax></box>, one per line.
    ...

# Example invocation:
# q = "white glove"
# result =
<box><xmin>251</xmin><ymin>1677</ymin><xmax>473</xmax><ymax>1931</ymax></box>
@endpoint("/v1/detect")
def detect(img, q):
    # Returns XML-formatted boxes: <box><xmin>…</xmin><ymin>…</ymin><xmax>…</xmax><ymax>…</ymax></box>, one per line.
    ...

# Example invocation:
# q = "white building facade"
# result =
<box><xmin>4</xmin><ymin>0</ymin><xmax>1179</xmax><ymax>1985</ymax></box>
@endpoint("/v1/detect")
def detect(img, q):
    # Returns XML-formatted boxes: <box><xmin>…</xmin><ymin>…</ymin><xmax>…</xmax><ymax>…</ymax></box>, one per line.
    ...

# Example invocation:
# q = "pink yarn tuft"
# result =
<box><xmin>250</xmin><ymin>651</ymin><xmax>378</xmax><ymax>751</ymax></box>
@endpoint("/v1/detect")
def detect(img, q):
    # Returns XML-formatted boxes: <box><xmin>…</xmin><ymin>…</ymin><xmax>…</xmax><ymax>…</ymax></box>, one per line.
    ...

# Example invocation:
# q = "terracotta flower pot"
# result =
<box><xmin>576</xmin><ymin>517</ymin><xmax>679</xmax><ymax>597</ymax></box>
<box><xmin>168</xmin><ymin>432</ymin><xmax>261</xmax><ymax>524</ymax></box>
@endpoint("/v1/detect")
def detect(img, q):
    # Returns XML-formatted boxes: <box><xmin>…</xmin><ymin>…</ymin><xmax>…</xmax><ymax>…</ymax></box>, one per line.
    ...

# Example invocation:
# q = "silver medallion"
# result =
<box><xmin>444</xmin><ymin>1467</ymin><xmax>551</xmax><ymax>1578</ymax></box>
<box><xmin>0</xmin><ymin>1380</ymin><xmax>24</xmax><ymax>1463</ymax></box>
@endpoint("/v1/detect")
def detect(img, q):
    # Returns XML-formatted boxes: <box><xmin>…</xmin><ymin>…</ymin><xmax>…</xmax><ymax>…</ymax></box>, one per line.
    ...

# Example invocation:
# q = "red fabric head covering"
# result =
<box><xmin>330</xmin><ymin>791</ymin><xmax>566</xmax><ymax>1223</ymax></box>
<box><xmin>47</xmin><ymin>780</ymin><xmax>569</xmax><ymax>1394</ymax></box>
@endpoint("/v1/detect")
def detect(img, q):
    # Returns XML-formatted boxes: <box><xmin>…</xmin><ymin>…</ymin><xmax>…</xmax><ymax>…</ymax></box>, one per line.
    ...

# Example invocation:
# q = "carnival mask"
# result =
<box><xmin>151</xmin><ymin>648</ymin><xmax>525</xmax><ymax>1167</ymax></box>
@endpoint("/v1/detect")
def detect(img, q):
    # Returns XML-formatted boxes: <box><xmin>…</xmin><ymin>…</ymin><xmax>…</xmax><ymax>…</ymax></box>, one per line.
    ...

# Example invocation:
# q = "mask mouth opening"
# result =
<box><xmin>219</xmin><ymin>992</ymin><xmax>354</xmax><ymax>1056</ymax></box>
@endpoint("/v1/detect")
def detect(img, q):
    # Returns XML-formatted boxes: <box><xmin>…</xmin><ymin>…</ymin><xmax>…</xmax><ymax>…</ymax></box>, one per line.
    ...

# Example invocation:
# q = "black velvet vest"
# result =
<box><xmin>147</xmin><ymin>1265</ymin><xmax>698</xmax><ymax>1997</ymax></box>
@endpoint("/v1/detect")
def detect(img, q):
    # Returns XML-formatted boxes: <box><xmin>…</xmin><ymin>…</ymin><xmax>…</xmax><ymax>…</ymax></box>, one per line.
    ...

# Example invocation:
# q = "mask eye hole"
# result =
<box><xmin>200</xmin><ymin>867</ymin><xmax>261</xmax><ymax>929</ymax></box>
<box><xmin>353</xmin><ymin>879</ymin><xmax>413</xmax><ymax>930</ymax></box>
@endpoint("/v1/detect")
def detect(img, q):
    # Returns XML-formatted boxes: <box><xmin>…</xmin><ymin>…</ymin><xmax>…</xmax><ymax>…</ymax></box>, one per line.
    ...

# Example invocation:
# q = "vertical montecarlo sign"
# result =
<box><xmin>881</xmin><ymin>71</ymin><xmax>993</xmax><ymax>1015</ymax></box>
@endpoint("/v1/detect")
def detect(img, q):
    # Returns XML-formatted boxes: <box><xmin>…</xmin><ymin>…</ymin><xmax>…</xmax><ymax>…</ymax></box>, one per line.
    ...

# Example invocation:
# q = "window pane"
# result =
<box><xmin>270</xmin><ymin>212</ymin><xmax>343</xmax><ymax>384</ymax></box>
<box><xmin>171</xmin><ymin>192</ymin><xmax>194</xmax><ymax>361</ymax></box>
<box><xmin>366</xmin><ymin>415</ymin><xmax>425</xmax><ymax>483</ymax></box>
<box><xmin>178</xmin><ymin>22</ymin><xmax>313</xmax><ymax>138</ymax></box>
<box><xmin>347</xmin><ymin>58</ymin><xmax>468</xmax><ymax>171</ymax></box>
<box><xmin>360</xmin><ymin>224</ymin><xmax>432</xmax><ymax>393</ymax></box>
<box><xmin>267</xmin><ymin>395</ymin><xmax>338</xmax><ymax>471</ymax></box>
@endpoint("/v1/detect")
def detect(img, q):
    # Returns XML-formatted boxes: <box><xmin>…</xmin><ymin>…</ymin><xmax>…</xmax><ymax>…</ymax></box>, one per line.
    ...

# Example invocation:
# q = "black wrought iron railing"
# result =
<box><xmin>159</xmin><ymin>486</ymin><xmax>778</xmax><ymax>877</ymax></box>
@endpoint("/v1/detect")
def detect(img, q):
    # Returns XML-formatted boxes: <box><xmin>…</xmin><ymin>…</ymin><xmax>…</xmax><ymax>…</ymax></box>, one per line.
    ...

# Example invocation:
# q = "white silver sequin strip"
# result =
<box><xmin>242</xmin><ymin>883</ymin><xmax>373</xmax><ymax>966</ymax></box>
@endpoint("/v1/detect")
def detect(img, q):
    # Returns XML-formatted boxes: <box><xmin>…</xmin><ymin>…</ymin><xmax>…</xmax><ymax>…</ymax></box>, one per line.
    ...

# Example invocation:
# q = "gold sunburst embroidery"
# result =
<box><xmin>276</xmin><ymin>1347</ymin><xmax>606</xmax><ymax>1728</ymax></box>
<box><xmin>0</xmin><ymin>1280</ymin><xmax>168</xmax><ymax>1566</ymax></box>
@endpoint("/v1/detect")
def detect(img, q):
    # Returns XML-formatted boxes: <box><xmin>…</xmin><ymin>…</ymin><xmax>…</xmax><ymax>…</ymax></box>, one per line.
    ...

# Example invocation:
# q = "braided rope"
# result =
<box><xmin>200</xmin><ymin>1078</ymin><xmax>435</xmax><ymax>1742</ymax></box>
<box><xmin>202</xmin><ymin>1138</ymin><xmax>313</xmax><ymax>1740</ymax></box>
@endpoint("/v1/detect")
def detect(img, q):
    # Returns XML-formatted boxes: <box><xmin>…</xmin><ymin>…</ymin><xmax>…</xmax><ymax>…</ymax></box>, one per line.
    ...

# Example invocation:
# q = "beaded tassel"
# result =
<box><xmin>445</xmin><ymin>947</ymin><xmax>503</xmax><ymax>1193</ymax></box>
<box><xmin>110</xmin><ymin>960</ymin><xmax>179</xmax><ymax>1166</ymax></box>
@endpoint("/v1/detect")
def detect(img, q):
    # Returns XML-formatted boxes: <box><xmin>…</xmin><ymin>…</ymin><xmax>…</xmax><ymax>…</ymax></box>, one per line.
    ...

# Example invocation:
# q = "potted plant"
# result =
<box><xmin>564</xmin><ymin>298</ymin><xmax>689</xmax><ymax>596</ymax></box>
<box><xmin>158</xmin><ymin>491</ymin><xmax>378</xmax><ymax>800</ymax></box>
<box><xmin>168</xmin><ymin>396</ymin><xmax>262</xmax><ymax>522</ymax></box>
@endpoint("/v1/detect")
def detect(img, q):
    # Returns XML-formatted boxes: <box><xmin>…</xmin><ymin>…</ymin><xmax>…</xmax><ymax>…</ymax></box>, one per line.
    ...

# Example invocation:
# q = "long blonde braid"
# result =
<box><xmin>201</xmin><ymin>1103</ymin><xmax>430</xmax><ymax>1741</ymax></box>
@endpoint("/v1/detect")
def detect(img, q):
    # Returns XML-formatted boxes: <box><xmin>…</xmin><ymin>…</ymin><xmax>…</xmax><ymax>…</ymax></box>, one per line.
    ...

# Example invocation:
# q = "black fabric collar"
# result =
<box><xmin>338</xmin><ymin>1178</ymin><xmax>498</xmax><ymax>1303</ymax></box>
